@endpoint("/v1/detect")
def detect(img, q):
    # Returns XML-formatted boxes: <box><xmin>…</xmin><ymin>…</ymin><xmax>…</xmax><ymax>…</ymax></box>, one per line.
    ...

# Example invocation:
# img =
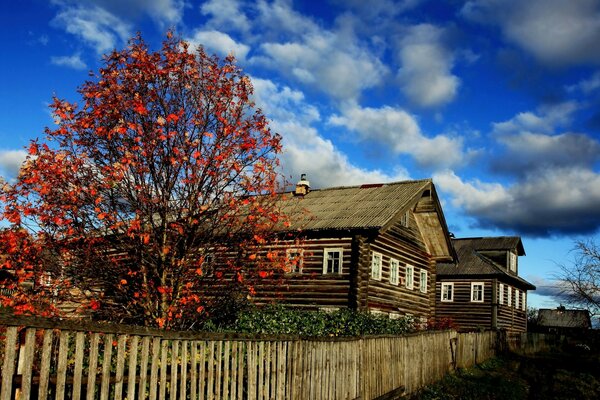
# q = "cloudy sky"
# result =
<box><xmin>2</xmin><ymin>0</ymin><xmax>600</xmax><ymax>309</ymax></box>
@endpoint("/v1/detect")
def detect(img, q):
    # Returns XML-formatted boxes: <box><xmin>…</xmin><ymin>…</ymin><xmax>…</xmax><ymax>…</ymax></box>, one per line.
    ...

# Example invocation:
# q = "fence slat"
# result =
<box><xmin>86</xmin><ymin>333</ymin><xmax>100</xmax><ymax>400</ymax></box>
<box><xmin>1</xmin><ymin>326</ymin><xmax>18</xmax><ymax>400</ymax></box>
<box><xmin>55</xmin><ymin>331</ymin><xmax>71</xmax><ymax>400</ymax></box>
<box><xmin>19</xmin><ymin>328</ymin><xmax>37</xmax><ymax>400</ymax></box>
<box><xmin>100</xmin><ymin>334</ymin><xmax>114</xmax><ymax>400</ymax></box>
<box><xmin>114</xmin><ymin>334</ymin><xmax>127</xmax><ymax>400</ymax></box>
<box><xmin>206</xmin><ymin>340</ymin><xmax>215</xmax><ymax>400</ymax></box>
<box><xmin>222</xmin><ymin>340</ymin><xmax>230</xmax><ymax>400</ymax></box>
<box><xmin>180</xmin><ymin>340</ymin><xmax>188</xmax><ymax>400</ymax></box>
<box><xmin>215</xmin><ymin>341</ymin><xmax>222</xmax><ymax>400</ymax></box>
<box><xmin>149</xmin><ymin>337</ymin><xmax>161</xmax><ymax>400</ymax></box>
<box><xmin>159</xmin><ymin>339</ymin><xmax>168</xmax><ymax>400</ymax></box>
<box><xmin>72</xmin><ymin>331</ymin><xmax>86</xmax><ymax>400</ymax></box>
<box><xmin>198</xmin><ymin>341</ymin><xmax>206</xmax><ymax>400</ymax></box>
<box><xmin>138</xmin><ymin>336</ymin><xmax>150</xmax><ymax>400</ymax></box>
<box><xmin>128</xmin><ymin>335</ymin><xmax>139</xmax><ymax>400</ymax></box>
<box><xmin>190</xmin><ymin>341</ymin><xmax>198</xmax><ymax>400</ymax></box>
<box><xmin>37</xmin><ymin>329</ymin><xmax>54</xmax><ymax>400</ymax></box>
<box><xmin>170</xmin><ymin>340</ymin><xmax>179</xmax><ymax>400</ymax></box>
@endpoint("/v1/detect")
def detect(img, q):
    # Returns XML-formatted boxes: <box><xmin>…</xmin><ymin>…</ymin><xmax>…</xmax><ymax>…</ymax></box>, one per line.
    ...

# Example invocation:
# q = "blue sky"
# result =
<box><xmin>1</xmin><ymin>0</ymin><xmax>600</xmax><ymax>310</ymax></box>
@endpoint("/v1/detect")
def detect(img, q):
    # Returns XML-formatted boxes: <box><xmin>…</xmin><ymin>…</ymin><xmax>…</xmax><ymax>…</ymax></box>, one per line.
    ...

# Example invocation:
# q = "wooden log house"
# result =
<box><xmin>253</xmin><ymin>177</ymin><xmax>456</xmax><ymax>321</ymax></box>
<box><xmin>435</xmin><ymin>237</ymin><xmax>536</xmax><ymax>332</ymax></box>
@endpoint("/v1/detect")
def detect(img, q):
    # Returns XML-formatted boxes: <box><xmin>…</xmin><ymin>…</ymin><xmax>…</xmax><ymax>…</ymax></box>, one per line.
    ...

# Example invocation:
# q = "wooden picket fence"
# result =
<box><xmin>0</xmin><ymin>315</ymin><xmax>500</xmax><ymax>399</ymax></box>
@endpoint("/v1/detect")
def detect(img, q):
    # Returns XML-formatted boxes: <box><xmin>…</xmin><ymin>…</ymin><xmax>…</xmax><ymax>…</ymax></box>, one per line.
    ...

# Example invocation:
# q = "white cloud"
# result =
<box><xmin>396</xmin><ymin>24</ymin><xmax>459</xmax><ymax>107</ymax></box>
<box><xmin>188</xmin><ymin>30</ymin><xmax>250</xmax><ymax>61</ymax></box>
<box><xmin>492</xmin><ymin>102</ymin><xmax>580</xmax><ymax>135</ymax></box>
<box><xmin>489</xmin><ymin>102</ymin><xmax>600</xmax><ymax>175</ymax></box>
<box><xmin>200</xmin><ymin>0</ymin><xmax>251</xmax><ymax>32</ymax></box>
<box><xmin>329</xmin><ymin>105</ymin><xmax>465</xmax><ymax>168</ymax></box>
<box><xmin>250</xmin><ymin>78</ymin><xmax>409</xmax><ymax>188</ymax></box>
<box><xmin>52</xmin><ymin>4</ymin><xmax>132</xmax><ymax>55</ymax></box>
<box><xmin>461</xmin><ymin>0</ymin><xmax>600</xmax><ymax>66</ymax></box>
<box><xmin>566</xmin><ymin>71</ymin><xmax>600</xmax><ymax>94</ymax></box>
<box><xmin>0</xmin><ymin>150</ymin><xmax>27</xmax><ymax>181</ymax></box>
<box><xmin>434</xmin><ymin>168</ymin><xmax>600</xmax><ymax>236</ymax></box>
<box><xmin>51</xmin><ymin>53</ymin><xmax>87</xmax><ymax>70</ymax></box>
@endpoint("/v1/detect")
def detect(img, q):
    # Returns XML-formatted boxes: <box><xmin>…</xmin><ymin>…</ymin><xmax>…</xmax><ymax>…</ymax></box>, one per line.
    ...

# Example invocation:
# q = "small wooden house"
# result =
<box><xmin>254</xmin><ymin>178</ymin><xmax>455</xmax><ymax>321</ymax></box>
<box><xmin>537</xmin><ymin>307</ymin><xmax>591</xmax><ymax>335</ymax></box>
<box><xmin>435</xmin><ymin>237</ymin><xmax>535</xmax><ymax>332</ymax></box>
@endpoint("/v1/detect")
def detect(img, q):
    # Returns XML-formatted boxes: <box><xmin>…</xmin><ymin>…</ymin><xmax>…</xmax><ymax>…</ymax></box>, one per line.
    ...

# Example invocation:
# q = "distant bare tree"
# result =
<box><xmin>558</xmin><ymin>239</ymin><xmax>600</xmax><ymax>317</ymax></box>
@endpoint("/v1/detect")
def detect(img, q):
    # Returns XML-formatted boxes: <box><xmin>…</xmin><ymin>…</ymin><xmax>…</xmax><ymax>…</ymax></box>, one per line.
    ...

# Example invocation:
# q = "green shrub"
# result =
<box><xmin>201</xmin><ymin>305</ymin><xmax>419</xmax><ymax>337</ymax></box>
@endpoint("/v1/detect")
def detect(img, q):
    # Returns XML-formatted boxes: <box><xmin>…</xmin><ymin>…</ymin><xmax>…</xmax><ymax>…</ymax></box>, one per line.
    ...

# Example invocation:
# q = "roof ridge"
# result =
<box><xmin>304</xmin><ymin>178</ymin><xmax>432</xmax><ymax>192</ymax></box>
<box><xmin>452</xmin><ymin>235</ymin><xmax>520</xmax><ymax>241</ymax></box>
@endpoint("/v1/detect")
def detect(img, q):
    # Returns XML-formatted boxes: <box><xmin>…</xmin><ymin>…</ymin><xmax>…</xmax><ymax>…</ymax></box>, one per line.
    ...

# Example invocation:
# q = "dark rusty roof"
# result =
<box><xmin>278</xmin><ymin>179</ymin><xmax>432</xmax><ymax>232</ymax></box>
<box><xmin>538</xmin><ymin>308</ymin><xmax>591</xmax><ymax>329</ymax></box>
<box><xmin>437</xmin><ymin>237</ymin><xmax>535</xmax><ymax>289</ymax></box>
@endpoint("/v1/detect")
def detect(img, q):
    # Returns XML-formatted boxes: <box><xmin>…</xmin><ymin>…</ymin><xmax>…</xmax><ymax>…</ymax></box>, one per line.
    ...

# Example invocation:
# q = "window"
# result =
<box><xmin>389</xmin><ymin>258</ymin><xmax>400</xmax><ymax>285</ymax></box>
<box><xmin>419</xmin><ymin>269</ymin><xmax>428</xmax><ymax>293</ymax></box>
<box><xmin>323</xmin><ymin>248</ymin><xmax>343</xmax><ymax>274</ymax></box>
<box><xmin>471</xmin><ymin>282</ymin><xmax>484</xmax><ymax>302</ymax></box>
<box><xmin>515</xmin><ymin>289</ymin><xmax>520</xmax><ymax>309</ymax></box>
<box><xmin>286</xmin><ymin>248</ymin><xmax>303</xmax><ymax>274</ymax></box>
<box><xmin>441</xmin><ymin>282</ymin><xmax>454</xmax><ymax>302</ymax></box>
<box><xmin>508</xmin><ymin>252</ymin><xmax>517</xmax><ymax>272</ymax></box>
<box><xmin>405</xmin><ymin>264</ymin><xmax>414</xmax><ymax>289</ymax></box>
<box><xmin>522</xmin><ymin>292</ymin><xmax>527</xmax><ymax>311</ymax></box>
<box><xmin>371</xmin><ymin>252</ymin><xmax>383</xmax><ymax>281</ymax></box>
<box><xmin>499</xmin><ymin>283</ymin><xmax>505</xmax><ymax>305</ymax></box>
<box><xmin>507</xmin><ymin>286</ymin><xmax>512</xmax><ymax>307</ymax></box>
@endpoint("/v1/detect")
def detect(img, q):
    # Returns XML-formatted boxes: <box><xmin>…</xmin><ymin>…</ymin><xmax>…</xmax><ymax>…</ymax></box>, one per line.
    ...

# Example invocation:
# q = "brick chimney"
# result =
<box><xmin>294</xmin><ymin>174</ymin><xmax>310</xmax><ymax>196</ymax></box>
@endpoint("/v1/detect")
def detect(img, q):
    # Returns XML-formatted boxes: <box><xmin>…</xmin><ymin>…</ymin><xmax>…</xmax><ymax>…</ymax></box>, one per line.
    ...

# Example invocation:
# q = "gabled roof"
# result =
<box><xmin>276</xmin><ymin>179</ymin><xmax>455</xmax><ymax>261</ymax></box>
<box><xmin>437</xmin><ymin>236</ymin><xmax>535</xmax><ymax>290</ymax></box>
<box><xmin>538</xmin><ymin>308</ymin><xmax>591</xmax><ymax>329</ymax></box>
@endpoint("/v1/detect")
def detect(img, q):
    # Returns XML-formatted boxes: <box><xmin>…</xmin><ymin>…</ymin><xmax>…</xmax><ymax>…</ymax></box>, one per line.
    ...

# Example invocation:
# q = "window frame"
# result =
<box><xmin>499</xmin><ymin>283</ymin><xmax>505</xmax><ymax>305</ymax></box>
<box><xmin>522</xmin><ymin>292</ymin><xmax>527</xmax><ymax>311</ymax></box>
<box><xmin>419</xmin><ymin>269</ymin><xmax>428</xmax><ymax>293</ymax></box>
<box><xmin>322</xmin><ymin>248</ymin><xmax>344</xmax><ymax>275</ymax></box>
<box><xmin>441</xmin><ymin>282</ymin><xmax>454</xmax><ymax>302</ymax></box>
<box><xmin>389</xmin><ymin>258</ymin><xmax>400</xmax><ymax>285</ymax></box>
<box><xmin>508</xmin><ymin>251</ymin><xmax>517</xmax><ymax>273</ymax></box>
<box><xmin>371</xmin><ymin>252</ymin><xmax>383</xmax><ymax>281</ymax></box>
<box><xmin>285</xmin><ymin>248</ymin><xmax>304</xmax><ymax>274</ymax></box>
<box><xmin>471</xmin><ymin>282</ymin><xmax>484</xmax><ymax>303</ymax></box>
<box><xmin>515</xmin><ymin>289</ymin><xmax>520</xmax><ymax>309</ymax></box>
<box><xmin>507</xmin><ymin>286</ymin><xmax>512</xmax><ymax>307</ymax></box>
<box><xmin>405</xmin><ymin>264</ymin><xmax>414</xmax><ymax>290</ymax></box>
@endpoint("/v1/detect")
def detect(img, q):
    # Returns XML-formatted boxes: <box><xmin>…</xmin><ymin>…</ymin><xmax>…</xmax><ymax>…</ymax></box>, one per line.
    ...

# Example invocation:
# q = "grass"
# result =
<box><xmin>410</xmin><ymin>346</ymin><xmax>600</xmax><ymax>400</ymax></box>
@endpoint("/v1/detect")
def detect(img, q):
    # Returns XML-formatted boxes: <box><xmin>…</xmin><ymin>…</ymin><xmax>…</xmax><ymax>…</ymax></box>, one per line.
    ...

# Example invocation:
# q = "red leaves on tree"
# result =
<box><xmin>0</xmin><ymin>32</ymin><xmax>287</xmax><ymax>329</ymax></box>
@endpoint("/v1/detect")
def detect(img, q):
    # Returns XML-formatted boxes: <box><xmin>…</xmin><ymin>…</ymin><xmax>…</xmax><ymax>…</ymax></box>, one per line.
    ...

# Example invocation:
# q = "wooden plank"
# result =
<box><xmin>230</xmin><ymin>341</ymin><xmax>237</xmax><ymax>400</ymax></box>
<box><xmin>236</xmin><ymin>342</ymin><xmax>244</xmax><ymax>400</ymax></box>
<box><xmin>206</xmin><ymin>341</ymin><xmax>215</xmax><ymax>400</ymax></box>
<box><xmin>86</xmin><ymin>333</ymin><xmax>100</xmax><ymax>400</ymax></box>
<box><xmin>20</xmin><ymin>328</ymin><xmax>37</xmax><ymax>400</ymax></box>
<box><xmin>1</xmin><ymin>326</ymin><xmax>18</xmax><ymax>400</ymax></box>
<box><xmin>246</xmin><ymin>341</ymin><xmax>256</xmax><ymax>400</ymax></box>
<box><xmin>159</xmin><ymin>339</ymin><xmax>168</xmax><ymax>400</ymax></box>
<box><xmin>257</xmin><ymin>341</ymin><xmax>265</xmax><ymax>400</ymax></box>
<box><xmin>114</xmin><ymin>334</ymin><xmax>127</xmax><ymax>400</ymax></box>
<box><xmin>222</xmin><ymin>341</ymin><xmax>230</xmax><ymax>400</ymax></box>
<box><xmin>265</xmin><ymin>341</ymin><xmax>272</xmax><ymax>400</ymax></box>
<box><xmin>127</xmin><ymin>335</ymin><xmax>139</xmax><ymax>400</ymax></box>
<box><xmin>38</xmin><ymin>329</ymin><xmax>53</xmax><ymax>400</ymax></box>
<box><xmin>198</xmin><ymin>341</ymin><xmax>207</xmax><ymax>400</ymax></box>
<box><xmin>215</xmin><ymin>341</ymin><xmax>222</xmax><ymax>400</ymax></box>
<box><xmin>190</xmin><ymin>341</ymin><xmax>198</xmax><ymax>400</ymax></box>
<box><xmin>180</xmin><ymin>340</ymin><xmax>188</xmax><ymax>400</ymax></box>
<box><xmin>55</xmin><ymin>331</ymin><xmax>71</xmax><ymax>400</ymax></box>
<box><xmin>72</xmin><ymin>331</ymin><xmax>86</xmax><ymax>400</ymax></box>
<box><xmin>100</xmin><ymin>334</ymin><xmax>114</xmax><ymax>400</ymax></box>
<box><xmin>277</xmin><ymin>341</ymin><xmax>287</xmax><ymax>399</ymax></box>
<box><xmin>138</xmin><ymin>336</ymin><xmax>150</xmax><ymax>400</ymax></box>
<box><xmin>149</xmin><ymin>337</ymin><xmax>161</xmax><ymax>400</ymax></box>
<box><xmin>170</xmin><ymin>340</ymin><xmax>179</xmax><ymax>400</ymax></box>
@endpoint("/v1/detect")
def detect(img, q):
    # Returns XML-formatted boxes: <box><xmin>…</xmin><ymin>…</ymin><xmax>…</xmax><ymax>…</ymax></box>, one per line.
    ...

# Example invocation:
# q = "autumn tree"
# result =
<box><xmin>558</xmin><ymin>239</ymin><xmax>600</xmax><ymax>318</ymax></box>
<box><xmin>0</xmin><ymin>33</ymin><xmax>286</xmax><ymax>329</ymax></box>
